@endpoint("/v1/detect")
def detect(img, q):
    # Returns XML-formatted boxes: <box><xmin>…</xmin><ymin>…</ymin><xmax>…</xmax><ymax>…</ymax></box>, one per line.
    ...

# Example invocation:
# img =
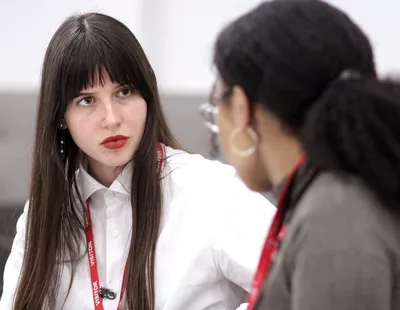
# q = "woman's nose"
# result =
<box><xmin>101</xmin><ymin>101</ymin><xmax>122</xmax><ymax>129</ymax></box>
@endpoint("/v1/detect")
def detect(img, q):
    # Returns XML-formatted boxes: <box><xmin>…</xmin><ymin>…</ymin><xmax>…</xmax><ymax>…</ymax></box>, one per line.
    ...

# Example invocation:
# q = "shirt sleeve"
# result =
<box><xmin>216</xmin><ymin>177</ymin><xmax>276</xmax><ymax>292</ymax></box>
<box><xmin>288</xmin><ymin>198</ymin><xmax>393</xmax><ymax>310</ymax></box>
<box><xmin>0</xmin><ymin>201</ymin><xmax>28</xmax><ymax>310</ymax></box>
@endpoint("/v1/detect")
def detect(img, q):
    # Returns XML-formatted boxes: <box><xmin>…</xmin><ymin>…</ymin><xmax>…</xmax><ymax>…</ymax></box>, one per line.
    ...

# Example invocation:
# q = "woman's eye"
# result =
<box><xmin>118</xmin><ymin>87</ymin><xmax>133</xmax><ymax>98</ymax></box>
<box><xmin>77</xmin><ymin>97</ymin><xmax>94</xmax><ymax>106</ymax></box>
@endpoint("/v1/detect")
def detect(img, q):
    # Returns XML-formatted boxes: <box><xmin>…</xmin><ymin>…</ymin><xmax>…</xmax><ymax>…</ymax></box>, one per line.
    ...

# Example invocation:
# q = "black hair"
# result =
<box><xmin>14</xmin><ymin>13</ymin><xmax>180</xmax><ymax>310</ymax></box>
<box><xmin>213</xmin><ymin>0</ymin><xmax>400</xmax><ymax>209</ymax></box>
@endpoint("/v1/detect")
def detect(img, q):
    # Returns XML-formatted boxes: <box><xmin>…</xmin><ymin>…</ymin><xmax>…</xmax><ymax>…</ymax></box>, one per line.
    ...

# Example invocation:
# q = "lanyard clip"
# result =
<box><xmin>99</xmin><ymin>287</ymin><xmax>117</xmax><ymax>300</ymax></box>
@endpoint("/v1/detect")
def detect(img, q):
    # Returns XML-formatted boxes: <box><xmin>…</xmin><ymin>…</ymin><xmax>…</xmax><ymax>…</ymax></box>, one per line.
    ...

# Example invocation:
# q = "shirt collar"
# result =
<box><xmin>78</xmin><ymin>161</ymin><xmax>132</xmax><ymax>202</ymax></box>
<box><xmin>77</xmin><ymin>144</ymin><xmax>171</xmax><ymax>201</ymax></box>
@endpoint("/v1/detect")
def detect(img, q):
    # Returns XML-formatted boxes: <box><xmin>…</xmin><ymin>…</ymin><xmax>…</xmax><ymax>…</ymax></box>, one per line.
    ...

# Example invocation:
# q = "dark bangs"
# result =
<box><xmin>58</xmin><ymin>19</ymin><xmax>150</xmax><ymax>109</ymax></box>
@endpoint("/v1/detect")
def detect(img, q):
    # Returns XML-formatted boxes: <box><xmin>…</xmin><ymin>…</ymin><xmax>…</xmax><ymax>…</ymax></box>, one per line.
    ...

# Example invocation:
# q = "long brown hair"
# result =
<box><xmin>14</xmin><ymin>13</ymin><xmax>180</xmax><ymax>309</ymax></box>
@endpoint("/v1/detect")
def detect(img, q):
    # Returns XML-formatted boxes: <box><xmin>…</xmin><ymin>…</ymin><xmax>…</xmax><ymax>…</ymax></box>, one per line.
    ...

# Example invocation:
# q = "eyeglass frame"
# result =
<box><xmin>199</xmin><ymin>87</ymin><xmax>233</xmax><ymax>134</ymax></box>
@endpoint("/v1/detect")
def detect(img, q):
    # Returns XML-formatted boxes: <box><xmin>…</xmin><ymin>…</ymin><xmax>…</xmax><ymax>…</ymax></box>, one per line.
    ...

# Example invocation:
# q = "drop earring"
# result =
<box><xmin>60</xmin><ymin>123</ymin><xmax>65</xmax><ymax>154</ymax></box>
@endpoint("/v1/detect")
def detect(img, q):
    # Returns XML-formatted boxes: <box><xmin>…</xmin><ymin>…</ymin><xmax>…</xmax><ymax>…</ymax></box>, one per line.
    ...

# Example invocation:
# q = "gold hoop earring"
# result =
<box><xmin>229</xmin><ymin>127</ymin><xmax>259</xmax><ymax>157</ymax></box>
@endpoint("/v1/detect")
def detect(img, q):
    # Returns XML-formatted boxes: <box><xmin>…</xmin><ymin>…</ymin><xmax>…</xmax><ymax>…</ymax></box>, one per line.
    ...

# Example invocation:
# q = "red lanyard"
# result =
<box><xmin>247</xmin><ymin>154</ymin><xmax>306</xmax><ymax>310</ymax></box>
<box><xmin>84</xmin><ymin>144</ymin><xmax>165</xmax><ymax>310</ymax></box>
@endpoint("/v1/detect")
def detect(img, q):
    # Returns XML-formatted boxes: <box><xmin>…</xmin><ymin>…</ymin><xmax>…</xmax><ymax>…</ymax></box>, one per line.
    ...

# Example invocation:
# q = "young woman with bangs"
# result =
<box><xmin>0</xmin><ymin>13</ymin><xmax>275</xmax><ymax>310</ymax></box>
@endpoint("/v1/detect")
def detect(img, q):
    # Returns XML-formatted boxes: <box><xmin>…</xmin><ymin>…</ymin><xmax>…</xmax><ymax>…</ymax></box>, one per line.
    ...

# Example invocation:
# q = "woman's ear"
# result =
<box><xmin>230</xmin><ymin>85</ymin><xmax>252</xmax><ymax>130</ymax></box>
<box><xmin>59</xmin><ymin>120</ymin><xmax>67</xmax><ymax>130</ymax></box>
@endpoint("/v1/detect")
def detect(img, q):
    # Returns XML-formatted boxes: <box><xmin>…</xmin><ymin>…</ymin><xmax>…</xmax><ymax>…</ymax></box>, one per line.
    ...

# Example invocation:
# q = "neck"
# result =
<box><xmin>260</xmin><ymin>136</ymin><xmax>304</xmax><ymax>186</ymax></box>
<box><xmin>87</xmin><ymin>159</ymin><xmax>124</xmax><ymax>187</ymax></box>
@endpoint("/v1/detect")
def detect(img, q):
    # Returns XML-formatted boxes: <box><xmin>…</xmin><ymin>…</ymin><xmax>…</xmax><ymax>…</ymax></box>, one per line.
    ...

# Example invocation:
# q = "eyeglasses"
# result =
<box><xmin>199</xmin><ymin>100</ymin><xmax>220</xmax><ymax>158</ymax></box>
<box><xmin>199</xmin><ymin>88</ymin><xmax>232</xmax><ymax>134</ymax></box>
<box><xmin>198</xmin><ymin>101</ymin><xmax>219</xmax><ymax>133</ymax></box>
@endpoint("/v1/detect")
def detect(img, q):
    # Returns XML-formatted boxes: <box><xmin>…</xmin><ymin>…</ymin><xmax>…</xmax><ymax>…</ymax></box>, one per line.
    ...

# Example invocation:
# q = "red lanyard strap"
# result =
<box><xmin>247</xmin><ymin>154</ymin><xmax>306</xmax><ymax>310</ymax></box>
<box><xmin>85</xmin><ymin>200</ymin><xmax>125</xmax><ymax>310</ymax></box>
<box><xmin>85</xmin><ymin>143</ymin><xmax>165</xmax><ymax>310</ymax></box>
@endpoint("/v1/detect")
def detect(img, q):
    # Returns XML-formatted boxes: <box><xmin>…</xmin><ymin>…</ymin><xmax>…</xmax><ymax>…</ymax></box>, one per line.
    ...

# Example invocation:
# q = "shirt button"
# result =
<box><xmin>111</xmin><ymin>230</ymin><xmax>120</xmax><ymax>238</ymax></box>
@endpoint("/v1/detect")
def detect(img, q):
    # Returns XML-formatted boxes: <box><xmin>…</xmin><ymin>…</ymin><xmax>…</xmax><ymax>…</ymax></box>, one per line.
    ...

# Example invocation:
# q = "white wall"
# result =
<box><xmin>0</xmin><ymin>0</ymin><xmax>143</xmax><ymax>92</ymax></box>
<box><xmin>146</xmin><ymin>0</ymin><xmax>263</xmax><ymax>95</ymax></box>
<box><xmin>155</xmin><ymin>0</ymin><xmax>400</xmax><ymax>94</ymax></box>
<box><xmin>1</xmin><ymin>0</ymin><xmax>400</xmax><ymax>94</ymax></box>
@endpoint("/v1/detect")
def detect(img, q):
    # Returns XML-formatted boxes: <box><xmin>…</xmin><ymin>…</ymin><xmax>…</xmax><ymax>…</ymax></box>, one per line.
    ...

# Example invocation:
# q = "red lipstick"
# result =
<box><xmin>101</xmin><ymin>135</ymin><xmax>128</xmax><ymax>150</ymax></box>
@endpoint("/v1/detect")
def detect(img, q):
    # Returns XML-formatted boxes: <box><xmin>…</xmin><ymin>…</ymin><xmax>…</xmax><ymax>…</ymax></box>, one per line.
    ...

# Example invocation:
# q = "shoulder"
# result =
<box><xmin>297</xmin><ymin>172</ymin><xmax>394</xmax><ymax>224</ymax></box>
<box><xmin>289</xmin><ymin>172</ymin><xmax>400</xmax><ymax>254</ymax></box>
<box><xmin>164</xmin><ymin>146</ymin><xmax>236</xmax><ymax>187</ymax></box>
<box><xmin>7</xmin><ymin>200</ymin><xmax>29</xmax><ymax>253</ymax></box>
<box><xmin>265</xmin><ymin>173</ymin><xmax>400</xmax><ymax>310</ymax></box>
<box><xmin>163</xmin><ymin>146</ymin><xmax>273</xmax><ymax>208</ymax></box>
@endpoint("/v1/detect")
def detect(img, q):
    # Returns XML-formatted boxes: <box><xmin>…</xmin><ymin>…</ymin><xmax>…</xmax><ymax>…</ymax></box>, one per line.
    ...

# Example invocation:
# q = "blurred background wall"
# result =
<box><xmin>1</xmin><ymin>0</ymin><xmax>400</xmax><ymax>294</ymax></box>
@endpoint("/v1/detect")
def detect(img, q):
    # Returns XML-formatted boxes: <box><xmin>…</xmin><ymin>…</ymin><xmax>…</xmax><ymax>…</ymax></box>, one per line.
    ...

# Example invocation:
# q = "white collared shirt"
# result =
<box><xmin>0</xmin><ymin>146</ymin><xmax>275</xmax><ymax>310</ymax></box>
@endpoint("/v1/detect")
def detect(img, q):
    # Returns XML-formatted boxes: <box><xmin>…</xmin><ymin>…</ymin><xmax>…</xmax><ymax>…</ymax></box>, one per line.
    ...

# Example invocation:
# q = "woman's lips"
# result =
<box><xmin>101</xmin><ymin>135</ymin><xmax>128</xmax><ymax>150</ymax></box>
